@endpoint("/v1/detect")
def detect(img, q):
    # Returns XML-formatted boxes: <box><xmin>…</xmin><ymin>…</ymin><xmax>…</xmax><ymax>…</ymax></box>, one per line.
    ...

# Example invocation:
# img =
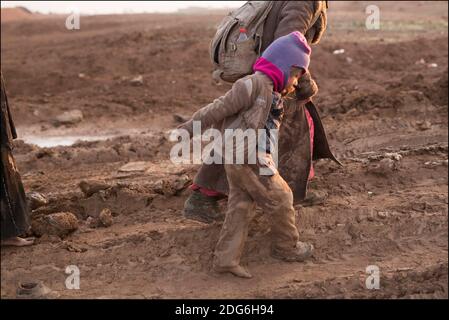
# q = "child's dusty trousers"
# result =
<box><xmin>214</xmin><ymin>164</ymin><xmax>300</xmax><ymax>268</ymax></box>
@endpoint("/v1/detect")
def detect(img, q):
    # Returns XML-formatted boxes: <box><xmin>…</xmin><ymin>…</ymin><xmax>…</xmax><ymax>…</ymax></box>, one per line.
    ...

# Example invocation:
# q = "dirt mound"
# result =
<box><xmin>1</xmin><ymin>7</ymin><xmax>37</xmax><ymax>22</ymax></box>
<box><xmin>31</xmin><ymin>212</ymin><xmax>79</xmax><ymax>238</ymax></box>
<box><xmin>431</xmin><ymin>69</ymin><xmax>449</xmax><ymax>106</ymax></box>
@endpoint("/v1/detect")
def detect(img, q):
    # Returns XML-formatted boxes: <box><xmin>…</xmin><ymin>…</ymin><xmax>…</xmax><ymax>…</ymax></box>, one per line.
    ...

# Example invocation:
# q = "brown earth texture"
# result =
<box><xmin>1</xmin><ymin>2</ymin><xmax>448</xmax><ymax>299</ymax></box>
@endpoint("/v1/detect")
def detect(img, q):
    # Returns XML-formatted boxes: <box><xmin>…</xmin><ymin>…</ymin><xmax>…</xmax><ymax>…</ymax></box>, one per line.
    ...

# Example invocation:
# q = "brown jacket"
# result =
<box><xmin>1</xmin><ymin>73</ymin><xmax>18</xmax><ymax>149</ymax></box>
<box><xmin>185</xmin><ymin>72</ymin><xmax>276</xmax><ymax>196</ymax></box>
<box><xmin>262</xmin><ymin>1</ymin><xmax>328</xmax><ymax>52</ymax></box>
<box><xmin>189</xmin><ymin>73</ymin><xmax>341</xmax><ymax>202</ymax></box>
<box><xmin>184</xmin><ymin>72</ymin><xmax>275</xmax><ymax>162</ymax></box>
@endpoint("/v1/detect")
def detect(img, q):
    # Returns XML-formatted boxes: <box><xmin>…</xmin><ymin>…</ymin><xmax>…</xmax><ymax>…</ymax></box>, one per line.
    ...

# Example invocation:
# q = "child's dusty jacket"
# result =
<box><xmin>183</xmin><ymin>71</ymin><xmax>275</xmax><ymax>136</ymax></box>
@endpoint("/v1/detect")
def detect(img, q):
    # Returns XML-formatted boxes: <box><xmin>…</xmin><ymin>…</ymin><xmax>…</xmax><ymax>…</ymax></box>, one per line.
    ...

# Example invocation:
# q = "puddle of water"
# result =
<box><xmin>22</xmin><ymin>135</ymin><xmax>116</xmax><ymax>148</ymax></box>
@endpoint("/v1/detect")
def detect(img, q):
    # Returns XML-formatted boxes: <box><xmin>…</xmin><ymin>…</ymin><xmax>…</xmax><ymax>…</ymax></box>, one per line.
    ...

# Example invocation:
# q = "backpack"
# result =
<box><xmin>210</xmin><ymin>1</ymin><xmax>329</xmax><ymax>84</ymax></box>
<box><xmin>209</xmin><ymin>1</ymin><xmax>274</xmax><ymax>83</ymax></box>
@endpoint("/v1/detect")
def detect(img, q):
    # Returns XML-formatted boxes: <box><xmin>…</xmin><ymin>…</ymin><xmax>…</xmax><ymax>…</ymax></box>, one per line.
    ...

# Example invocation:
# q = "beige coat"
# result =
<box><xmin>183</xmin><ymin>72</ymin><xmax>341</xmax><ymax>202</ymax></box>
<box><xmin>186</xmin><ymin>72</ymin><xmax>275</xmax><ymax>135</ymax></box>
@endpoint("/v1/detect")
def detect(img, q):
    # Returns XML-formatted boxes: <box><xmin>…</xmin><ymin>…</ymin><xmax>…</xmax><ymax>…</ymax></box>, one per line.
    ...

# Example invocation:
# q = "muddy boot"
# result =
<box><xmin>271</xmin><ymin>241</ymin><xmax>314</xmax><ymax>262</ymax></box>
<box><xmin>182</xmin><ymin>190</ymin><xmax>223</xmax><ymax>224</ymax></box>
<box><xmin>16</xmin><ymin>281</ymin><xmax>60</xmax><ymax>299</ymax></box>
<box><xmin>213</xmin><ymin>264</ymin><xmax>253</xmax><ymax>279</ymax></box>
<box><xmin>301</xmin><ymin>190</ymin><xmax>328</xmax><ymax>207</ymax></box>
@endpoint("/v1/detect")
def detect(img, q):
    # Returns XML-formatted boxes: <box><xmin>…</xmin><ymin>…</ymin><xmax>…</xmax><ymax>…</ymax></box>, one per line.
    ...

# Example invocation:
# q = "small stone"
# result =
<box><xmin>16</xmin><ymin>281</ymin><xmax>60</xmax><ymax>299</ymax></box>
<box><xmin>380</xmin><ymin>158</ymin><xmax>397</xmax><ymax>171</ymax></box>
<box><xmin>99</xmin><ymin>208</ymin><xmax>113</xmax><ymax>228</ymax></box>
<box><xmin>424</xmin><ymin>161</ymin><xmax>439</xmax><ymax>168</ymax></box>
<box><xmin>27</xmin><ymin>192</ymin><xmax>48</xmax><ymax>210</ymax></box>
<box><xmin>416</xmin><ymin>120</ymin><xmax>432</xmax><ymax>131</ymax></box>
<box><xmin>385</xmin><ymin>153</ymin><xmax>403</xmax><ymax>162</ymax></box>
<box><xmin>153</xmin><ymin>179</ymin><xmax>176</xmax><ymax>196</ymax></box>
<box><xmin>333</xmin><ymin>49</ymin><xmax>345</xmax><ymax>55</ymax></box>
<box><xmin>118</xmin><ymin>161</ymin><xmax>149</xmax><ymax>172</ymax></box>
<box><xmin>79</xmin><ymin>193</ymin><xmax>106</xmax><ymax>219</ymax></box>
<box><xmin>54</xmin><ymin>110</ymin><xmax>83</xmax><ymax>125</ymax></box>
<box><xmin>79</xmin><ymin>180</ymin><xmax>110</xmax><ymax>197</ymax></box>
<box><xmin>415</xmin><ymin>58</ymin><xmax>426</xmax><ymax>65</ymax></box>
<box><xmin>130</xmin><ymin>75</ymin><xmax>144</xmax><ymax>86</ymax></box>
<box><xmin>31</xmin><ymin>212</ymin><xmax>79</xmax><ymax>237</ymax></box>
<box><xmin>377</xmin><ymin>211</ymin><xmax>388</xmax><ymax>219</ymax></box>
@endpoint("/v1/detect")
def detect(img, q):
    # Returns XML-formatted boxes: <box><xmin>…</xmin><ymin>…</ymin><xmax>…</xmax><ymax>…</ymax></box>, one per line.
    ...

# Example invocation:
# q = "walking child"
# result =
<box><xmin>178</xmin><ymin>31</ymin><xmax>315</xmax><ymax>278</ymax></box>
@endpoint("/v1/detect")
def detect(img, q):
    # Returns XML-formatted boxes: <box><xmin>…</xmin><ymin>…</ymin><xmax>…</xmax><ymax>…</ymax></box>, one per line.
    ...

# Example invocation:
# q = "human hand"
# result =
<box><xmin>295</xmin><ymin>72</ymin><xmax>318</xmax><ymax>101</ymax></box>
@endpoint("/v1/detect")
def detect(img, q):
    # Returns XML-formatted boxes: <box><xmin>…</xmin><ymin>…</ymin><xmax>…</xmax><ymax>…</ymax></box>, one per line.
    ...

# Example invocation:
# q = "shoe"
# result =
<box><xmin>182</xmin><ymin>190</ymin><xmax>223</xmax><ymax>224</ymax></box>
<box><xmin>271</xmin><ymin>241</ymin><xmax>314</xmax><ymax>262</ymax></box>
<box><xmin>16</xmin><ymin>281</ymin><xmax>60</xmax><ymax>299</ymax></box>
<box><xmin>301</xmin><ymin>190</ymin><xmax>328</xmax><ymax>207</ymax></box>
<box><xmin>213</xmin><ymin>264</ymin><xmax>253</xmax><ymax>279</ymax></box>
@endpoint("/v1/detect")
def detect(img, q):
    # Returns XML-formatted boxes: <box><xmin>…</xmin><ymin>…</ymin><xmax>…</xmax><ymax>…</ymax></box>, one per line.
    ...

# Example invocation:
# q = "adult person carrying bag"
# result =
<box><xmin>182</xmin><ymin>1</ymin><xmax>341</xmax><ymax>224</ymax></box>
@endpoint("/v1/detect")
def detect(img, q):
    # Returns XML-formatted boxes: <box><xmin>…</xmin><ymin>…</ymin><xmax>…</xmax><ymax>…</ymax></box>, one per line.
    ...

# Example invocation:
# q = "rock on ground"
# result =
<box><xmin>54</xmin><ymin>110</ymin><xmax>83</xmax><ymax>126</ymax></box>
<box><xmin>31</xmin><ymin>212</ymin><xmax>79</xmax><ymax>237</ymax></box>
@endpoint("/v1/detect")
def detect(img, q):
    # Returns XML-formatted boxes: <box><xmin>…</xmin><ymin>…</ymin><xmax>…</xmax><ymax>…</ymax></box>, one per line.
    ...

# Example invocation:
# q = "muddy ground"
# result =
<box><xmin>1</xmin><ymin>1</ymin><xmax>448</xmax><ymax>299</ymax></box>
